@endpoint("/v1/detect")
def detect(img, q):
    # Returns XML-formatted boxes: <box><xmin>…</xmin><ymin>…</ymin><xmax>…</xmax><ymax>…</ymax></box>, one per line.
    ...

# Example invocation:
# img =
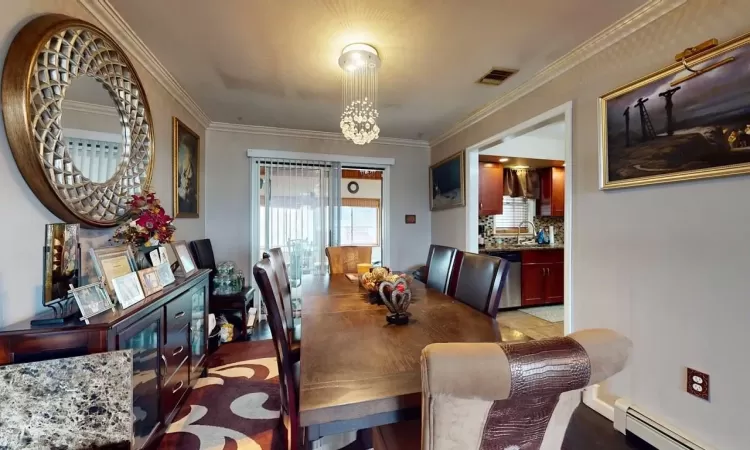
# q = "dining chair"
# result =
<box><xmin>423</xmin><ymin>245</ymin><xmax>462</xmax><ymax>294</ymax></box>
<box><xmin>325</xmin><ymin>246</ymin><xmax>372</xmax><ymax>274</ymax></box>
<box><xmin>267</xmin><ymin>248</ymin><xmax>302</xmax><ymax>359</ymax></box>
<box><xmin>253</xmin><ymin>257</ymin><xmax>301</xmax><ymax>449</ymax></box>
<box><xmin>191</xmin><ymin>238</ymin><xmax>255</xmax><ymax>340</ymax></box>
<box><xmin>451</xmin><ymin>252</ymin><xmax>509</xmax><ymax>316</ymax></box>
<box><xmin>373</xmin><ymin>329</ymin><xmax>632</xmax><ymax>450</ymax></box>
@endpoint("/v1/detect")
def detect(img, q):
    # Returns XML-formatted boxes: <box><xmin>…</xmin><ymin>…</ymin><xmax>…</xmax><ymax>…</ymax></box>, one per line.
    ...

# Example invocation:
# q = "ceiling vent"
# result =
<box><xmin>477</xmin><ymin>67</ymin><xmax>518</xmax><ymax>86</ymax></box>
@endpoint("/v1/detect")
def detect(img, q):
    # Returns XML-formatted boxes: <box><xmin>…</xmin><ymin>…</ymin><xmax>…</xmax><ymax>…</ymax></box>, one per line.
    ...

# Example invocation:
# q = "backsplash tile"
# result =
<box><xmin>479</xmin><ymin>215</ymin><xmax>564</xmax><ymax>247</ymax></box>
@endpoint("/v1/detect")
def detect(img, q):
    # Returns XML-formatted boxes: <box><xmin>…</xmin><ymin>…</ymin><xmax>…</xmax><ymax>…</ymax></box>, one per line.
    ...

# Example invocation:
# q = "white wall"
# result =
<box><xmin>205</xmin><ymin>129</ymin><xmax>430</xmax><ymax>277</ymax></box>
<box><xmin>0</xmin><ymin>1</ymin><xmax>206</xmax><ymax>327</ymax></box>
<box><xmin>431</xmin><ymin>1</ymin><xmax>749</xmax><ymax>448</ymax></box>
<box><xmin>482</xmin><ymin>135</ymin><xmax>566</xmax><ymax>161</ymax></box>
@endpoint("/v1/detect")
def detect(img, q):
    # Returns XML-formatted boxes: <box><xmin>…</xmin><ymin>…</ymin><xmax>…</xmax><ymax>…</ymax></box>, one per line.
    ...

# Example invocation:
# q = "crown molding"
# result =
<box><xmin>62</xmin><ymin>100</ymin><xmax>119</xmax><ymax>117</ymax></box>
<box><xmin>78</xmin><ymin>0</ymin><xmax>212</xmax><ymax>128</ymax></box>
<box><xmin>208</xmin><ymin>122</ymin><xmax>430</xmax><ymax>148</ymax></box>
<box><xmin>429</xmin><ymin>0</ymin><xmax>687</xmax><ymax>147</ymax></box>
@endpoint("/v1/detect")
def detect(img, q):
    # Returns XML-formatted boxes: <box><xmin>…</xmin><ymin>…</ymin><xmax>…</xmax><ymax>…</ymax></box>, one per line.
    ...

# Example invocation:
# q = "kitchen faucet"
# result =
<box><xmin>517</xmin><ymin>220</ymin><xmax>536</xmax><ymax>244</ymax></box>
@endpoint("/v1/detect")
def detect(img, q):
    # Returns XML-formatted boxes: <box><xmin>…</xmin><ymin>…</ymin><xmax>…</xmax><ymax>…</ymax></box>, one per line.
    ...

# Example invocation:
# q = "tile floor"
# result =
<box><xmin>497</xmin><ymin>308</ymin><xmax>565</xmax><ymax>340</ymax></box>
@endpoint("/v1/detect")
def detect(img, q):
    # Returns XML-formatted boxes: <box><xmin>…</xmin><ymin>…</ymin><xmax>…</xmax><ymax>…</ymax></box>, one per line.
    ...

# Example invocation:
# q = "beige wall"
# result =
<box><xmin>0</xmin><ymin>1</ymin><xmax>206</xmax><ymax>327</ymax></box>
<box><xmin>431</xmin><ymin>1</ymin><xmax>750</xmax><ymax>448</ymax></box>
<box><xmin>205</xmin><ymin>129</ymin><xmax>430</xmax><ymax>277</ymax></box>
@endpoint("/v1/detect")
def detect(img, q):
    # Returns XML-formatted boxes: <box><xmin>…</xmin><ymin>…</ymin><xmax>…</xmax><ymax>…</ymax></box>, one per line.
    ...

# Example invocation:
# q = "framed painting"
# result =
<box><xmin>429</xmin><ymin>151</ymin><xmax>465</xmax><ymax>211</ymax></box>
<box><xmin>173</xmin><ymin>117</ymin><xmax>199</xmax><ymax>217</ymax></box>
<box><xmin>600</xmin><ymin>32</ymin><xmax>750</xmax><ymax>189</ymax></box>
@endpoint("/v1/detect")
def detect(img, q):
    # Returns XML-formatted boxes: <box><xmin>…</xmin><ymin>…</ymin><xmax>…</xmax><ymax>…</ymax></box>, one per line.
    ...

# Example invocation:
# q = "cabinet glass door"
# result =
<box><xmin>190</xmin><ymin>285</ymin><xmax>207</xmax><ymax>376</ymax></box>
<box><xmin>118</xmin><ymin>310</ymin><xmax>162</xmax><ymax>449</ymax></box>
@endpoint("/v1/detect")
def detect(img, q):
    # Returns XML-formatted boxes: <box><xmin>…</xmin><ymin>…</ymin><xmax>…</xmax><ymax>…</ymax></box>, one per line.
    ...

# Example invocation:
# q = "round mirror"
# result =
<box><xmin>61</xmin><ymin>77</ymin><xmax>126</xmax><ymax>183</ymax></box>
<box><xmin>1</xmin><ymin>15</ymin><xmax>154</xmax><ymax>228</ymax></box>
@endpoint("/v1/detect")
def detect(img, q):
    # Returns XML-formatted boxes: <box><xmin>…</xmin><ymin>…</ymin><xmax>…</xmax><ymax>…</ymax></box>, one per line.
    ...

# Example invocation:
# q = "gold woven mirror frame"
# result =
<box><xmin>2</xmin><ymin>14</ymin><xmax>154</xmax><ymax>228</ymax></box>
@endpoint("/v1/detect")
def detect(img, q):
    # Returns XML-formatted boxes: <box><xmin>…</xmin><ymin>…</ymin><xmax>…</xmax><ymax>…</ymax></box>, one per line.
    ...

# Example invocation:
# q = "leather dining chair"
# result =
<box><xmin>267</xmin><ymin>248</ymin><xmax>301</xmax><ymax>361</ymax></box>
<box><xmin>423</xmin><ymin>245</ymin><xmax>462</xmax><ymax>294</ymax></box>
<box><xmin>373</xmin><ymin>329</ymin><xmax>632</xmax><ymax>450</ymax></box>
<box><xmin>253</xmin><ymin>257</ymin><xmax>301</xmax><ymax>449</ymax></box>
<box><xmin>191</xmin><ymin>238</ymin><xmax>255</xmax><ymax>340</ymax></box>
<box><xmin>451</xmin><ymin>252</ymin><xmax>509</xmax><ymax>316</ymax></box>
<box><xmin>325</xmin><ymin>246</ymin><xmax>372</xmax><ymax>274</ymax></box>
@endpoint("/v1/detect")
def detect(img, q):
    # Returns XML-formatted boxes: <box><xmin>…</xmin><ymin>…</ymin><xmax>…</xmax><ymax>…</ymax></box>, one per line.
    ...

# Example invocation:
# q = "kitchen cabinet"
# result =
<box><xmin>538</xmin><ymin>167</ymin><xmax>565</xmax><ymax>217</ymax></box>
<box><xmin>521</xmin><ymin>250</ymin><xmax>564</xmax><ymax>305</ymax></box>
<box><xmin>479</xmin><ymin>162</ymin><xmax>504</xmax><ymax>216</ymax></box>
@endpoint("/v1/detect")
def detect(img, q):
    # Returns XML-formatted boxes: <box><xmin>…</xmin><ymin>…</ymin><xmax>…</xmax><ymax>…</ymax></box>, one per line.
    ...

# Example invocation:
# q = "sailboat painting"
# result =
<box><xmin>599</xmin><ymin>32</ymin><xmax>750</xmax><ymax>189</ymax></box>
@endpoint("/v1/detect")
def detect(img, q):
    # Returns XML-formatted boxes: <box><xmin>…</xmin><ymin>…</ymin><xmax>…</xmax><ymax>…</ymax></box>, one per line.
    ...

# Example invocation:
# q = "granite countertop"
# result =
<box><xmin>480</xmin><ymin>244</ymin><xmax>565</xmax><ymax>252</ymax></box>
<box><xmin>0</xmin><ymin>350</ymin><xmax>133</xmax><ymax>449</ymax></box>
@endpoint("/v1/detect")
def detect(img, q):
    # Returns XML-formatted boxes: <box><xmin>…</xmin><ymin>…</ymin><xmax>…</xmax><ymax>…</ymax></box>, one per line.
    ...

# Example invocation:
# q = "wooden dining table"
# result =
<box><xmin>298</xmin><ymin>274</ymin><xmax>518</xmax><ymax>443</ymax></box>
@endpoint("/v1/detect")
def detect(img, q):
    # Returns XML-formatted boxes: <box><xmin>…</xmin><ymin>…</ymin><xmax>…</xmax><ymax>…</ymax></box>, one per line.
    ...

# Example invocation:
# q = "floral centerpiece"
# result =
<box><xmin>112</xmin><ymin>192</ymin><xmax>175</xmax><ymax>267</ymax></box>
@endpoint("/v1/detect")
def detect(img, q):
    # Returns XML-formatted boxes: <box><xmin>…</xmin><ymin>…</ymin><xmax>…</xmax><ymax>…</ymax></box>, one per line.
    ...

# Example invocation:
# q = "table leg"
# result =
<box><xmin>241</xmin><ymin>305</ymin><xmax>248</xmax><ymax>341</ymax></box>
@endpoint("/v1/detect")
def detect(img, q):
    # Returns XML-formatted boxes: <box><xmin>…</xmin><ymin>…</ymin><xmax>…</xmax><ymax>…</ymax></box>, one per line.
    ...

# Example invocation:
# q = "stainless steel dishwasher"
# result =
<box><xmin>488</xmin><ymin>251</ymin><xmax>522</xmax><ymax>309</ymax></box>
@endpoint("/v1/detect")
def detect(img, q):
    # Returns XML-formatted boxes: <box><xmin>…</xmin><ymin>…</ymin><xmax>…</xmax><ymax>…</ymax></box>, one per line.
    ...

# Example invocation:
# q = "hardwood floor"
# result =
<box><xmin>497</xmin><ymin>308</ymin><xmax>565</xmax><ymax>339</ymax></box>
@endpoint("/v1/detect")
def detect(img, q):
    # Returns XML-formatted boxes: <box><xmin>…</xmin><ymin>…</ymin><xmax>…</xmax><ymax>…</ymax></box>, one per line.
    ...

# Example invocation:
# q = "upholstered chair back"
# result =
<box><xmin>424</xmin><ymin>245</ymin><xmax>461</xmax><ymax>294</ymax></box>
<box><xmin>325</xmin><ymin>246</ymin><xmax>372</xmax><ymax>274</ymax></box>
<box><xmin>421</xmin><ymin>329</ymin><xmax>631</xmax><ymax>450</ymax></box>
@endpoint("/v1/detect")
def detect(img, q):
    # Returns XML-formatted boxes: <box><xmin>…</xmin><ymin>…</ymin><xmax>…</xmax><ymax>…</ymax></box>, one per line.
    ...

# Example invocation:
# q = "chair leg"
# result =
<box><xmin>241</xmin><ymin>306</ymin><xmax>248</xmax><ymax>341</ymax></box>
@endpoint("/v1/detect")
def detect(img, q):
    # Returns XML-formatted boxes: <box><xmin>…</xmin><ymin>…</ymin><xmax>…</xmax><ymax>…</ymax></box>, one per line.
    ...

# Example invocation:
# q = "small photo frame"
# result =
<box><xmin>90</xmin><ymin>245</ymin><xmax>136</xmax><ymax>294</ymax></box>
<box><xmin>70</xmin><ymin>282</ymin><xmax>114</xmax><ymax>324</ymax></box>
<box><xmin>405</xmin><ymin>214</ymin><xmax>416</xmax><ymax>224</ymax></box>
<box><xmin>171</xmin><ymin>240</ymin><xmax>197</xmax><ymax>276</ymax></box>
<box><xmin>148</xmin><ymin>248</ymin><xmax>161</xmax><ymax>266</ymax></box>
<box><xmin>159</xmin><ymin>247</ymin><xmax>169</xmax><ymax>266</ymax></box>
<box><xmin>155</xmin><ymin>262</ymin><xmax>176</xmax><ymax>286</ymax></box>
<box><xmin>112</xmin><ymin>272</ymin><xmax>145</xmax><ymax>309</ymax></box>
<box><xmin>137</xmin><ymin>267</ymin><xmax>163</xmax><ymax>296</ymax></box>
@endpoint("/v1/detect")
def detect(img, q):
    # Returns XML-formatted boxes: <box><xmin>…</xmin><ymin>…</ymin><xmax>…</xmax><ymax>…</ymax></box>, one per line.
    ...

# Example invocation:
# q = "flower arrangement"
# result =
<box><xmin>112</xmin><ymin>192</ymin><xmax>175</xmax><ymax>247</ymax></box>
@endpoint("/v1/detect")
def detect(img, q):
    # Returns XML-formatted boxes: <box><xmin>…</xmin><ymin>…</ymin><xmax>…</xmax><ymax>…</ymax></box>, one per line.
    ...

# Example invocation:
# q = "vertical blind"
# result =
<box><xmin>67</xmin><ymin>138</ymin><xmax>121</xmax><ymax>183</ymax></box>
<box><xmin>257</xmin><ymin>159</ymin><xmax>342</xmax><ymax>282</ymax></box>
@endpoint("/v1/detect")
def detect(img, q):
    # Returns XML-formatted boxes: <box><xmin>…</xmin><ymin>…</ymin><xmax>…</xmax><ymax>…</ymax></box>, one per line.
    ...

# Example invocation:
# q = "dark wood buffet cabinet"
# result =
<box><xmin>0</xmin><ymin>269</ymin><xmax>211</xmax><ymax>449</ymax></box>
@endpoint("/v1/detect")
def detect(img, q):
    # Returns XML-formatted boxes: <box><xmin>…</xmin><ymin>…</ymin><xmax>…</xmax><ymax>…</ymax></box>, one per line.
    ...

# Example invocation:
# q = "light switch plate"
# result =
<box><xmin>686</xmin><ymin>368</ymin><xmax>709</xmax><ymax>401</ymax></box>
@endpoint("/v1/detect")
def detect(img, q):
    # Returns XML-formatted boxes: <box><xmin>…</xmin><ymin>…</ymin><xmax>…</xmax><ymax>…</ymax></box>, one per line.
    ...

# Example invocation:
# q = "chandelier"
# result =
<box><xmin>339</xmin><ymin>43</ymin><xmax>381</xmax><ymax>145</ymax></box>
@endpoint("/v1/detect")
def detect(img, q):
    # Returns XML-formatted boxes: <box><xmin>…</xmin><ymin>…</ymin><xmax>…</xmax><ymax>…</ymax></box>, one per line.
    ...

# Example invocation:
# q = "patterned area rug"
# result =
<box><xmin>521</xmin><ymin>305</ymin><xmax>564</xmax><ymax>323</ymax></box>
<box><xmin>158</xmin><ymin>340</ymin><xmax>287</xmax><ymax>450</ymax></box>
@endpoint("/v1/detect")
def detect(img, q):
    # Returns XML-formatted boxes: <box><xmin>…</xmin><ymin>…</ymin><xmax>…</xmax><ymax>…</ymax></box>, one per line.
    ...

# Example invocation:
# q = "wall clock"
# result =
<box><xmin>347</xmin><ymin>181</ymin><xmax>360</xmax><ymax>194</ymax></box>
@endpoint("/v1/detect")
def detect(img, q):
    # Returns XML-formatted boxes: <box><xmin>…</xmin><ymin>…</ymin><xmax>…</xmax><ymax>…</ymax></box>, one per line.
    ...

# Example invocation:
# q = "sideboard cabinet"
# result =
<box><xmin>0</xmin><ymin>269</ymin><xmax>210</xmax><ymax>449</ymax></box>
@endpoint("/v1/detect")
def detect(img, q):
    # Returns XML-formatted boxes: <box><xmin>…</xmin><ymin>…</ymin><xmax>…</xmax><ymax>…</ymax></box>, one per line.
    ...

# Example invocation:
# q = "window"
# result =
<box><xmin>493</xmin><ymin>197</ymin><xmax>535</xmax><ymax>234</ymax></box>
<box><xmin>341</xmin><ymin>198</ymin><xmax>380</xmax><ymax>246</ymax></box>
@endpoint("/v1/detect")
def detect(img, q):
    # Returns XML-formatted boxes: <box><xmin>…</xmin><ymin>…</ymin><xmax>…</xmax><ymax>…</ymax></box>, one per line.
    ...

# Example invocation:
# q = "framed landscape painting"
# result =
<box><xmin>430</xmin><ymin>151</ymin><xmax>465</xmax><ymax>211</ymax></box>
<box><xmin>600</xmin><ymin>32</ymin><xmax>750</xmax><ymax>189</ymax></box>
<box><xmin>173</xmin><ymin>117</ymin><xmax>199</xmax><ymax>217</ymax></box>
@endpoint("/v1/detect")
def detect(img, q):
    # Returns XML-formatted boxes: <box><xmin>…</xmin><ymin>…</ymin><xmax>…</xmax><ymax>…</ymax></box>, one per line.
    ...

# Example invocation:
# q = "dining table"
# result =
<box><xmin>298</xmin><ymin>273</ymin><xmax>522</xmax><ymax>444</ymax></box>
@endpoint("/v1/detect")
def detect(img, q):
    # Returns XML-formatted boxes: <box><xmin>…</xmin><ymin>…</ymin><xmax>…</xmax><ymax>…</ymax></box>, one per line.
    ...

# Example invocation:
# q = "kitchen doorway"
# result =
<box><xmin>464</xmin><ymin>101</ymin><xmax>574</xmax><ymax>335</ymax></box>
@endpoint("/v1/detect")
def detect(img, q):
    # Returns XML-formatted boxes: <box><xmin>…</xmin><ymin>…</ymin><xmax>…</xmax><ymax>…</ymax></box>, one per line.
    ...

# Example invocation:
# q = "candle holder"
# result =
<box><xmin>378</xmin><ymin>278</ymin><xmax>412</xmax><ymax>325</ymax></box>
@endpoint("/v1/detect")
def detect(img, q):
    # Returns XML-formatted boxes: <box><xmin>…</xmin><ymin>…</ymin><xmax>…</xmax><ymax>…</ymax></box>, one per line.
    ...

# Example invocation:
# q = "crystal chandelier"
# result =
<box><xmin>339</xmin><ymin>43</ymin><xmax>381</xmax><ymax>145</ymax></box>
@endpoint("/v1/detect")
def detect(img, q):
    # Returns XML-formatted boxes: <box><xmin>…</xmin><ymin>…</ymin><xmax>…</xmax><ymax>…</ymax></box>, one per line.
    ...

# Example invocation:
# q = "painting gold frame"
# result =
<box><xmin>173</xmin><ymin>117</ymin><xmax>200</xmax><ymax>218</ymax></box>
<box><xmin>599</xmin><ymin>31</ymin><xmax>750</xmax><ymax>189</ymax></box>
<box><xmin>429</xmin><ymin>150</ymin><xmax>465</xmax><ymax>211</ymax></box>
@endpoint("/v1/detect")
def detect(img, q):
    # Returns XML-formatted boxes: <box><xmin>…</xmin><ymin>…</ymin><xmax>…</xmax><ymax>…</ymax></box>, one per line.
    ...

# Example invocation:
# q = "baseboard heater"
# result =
<box><xmin>584</xmin><ymin>387</ymin><xmax>712</xmax><ymax>450</ymax></box>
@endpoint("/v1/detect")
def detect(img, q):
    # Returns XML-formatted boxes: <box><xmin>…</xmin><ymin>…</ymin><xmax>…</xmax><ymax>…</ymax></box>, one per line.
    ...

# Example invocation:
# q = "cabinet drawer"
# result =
<box><xmin>521</xmin><ymin>250</ymin><xmax>563</xmax><ymax>264</ymax></box>
<box><xmin>166</xmin><ymin>293</ymin><xmax>192</xmax><ymax>334</ymax></box>
<box><xmin>162</xmin><ymin>356</ymin><xmax>190</xmax><ymax>421</ymax></box>
<box><xmin>164</xmin><ymin>323</ymin><xmax>189</xmax><ymax>369</ymax></box>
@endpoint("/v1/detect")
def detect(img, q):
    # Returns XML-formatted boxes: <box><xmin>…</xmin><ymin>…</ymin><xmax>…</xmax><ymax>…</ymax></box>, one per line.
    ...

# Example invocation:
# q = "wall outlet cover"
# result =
<box><xmin>686</xmin><ymin>368</ymin><xmax>709</xmax><ymax>401</ymax></box>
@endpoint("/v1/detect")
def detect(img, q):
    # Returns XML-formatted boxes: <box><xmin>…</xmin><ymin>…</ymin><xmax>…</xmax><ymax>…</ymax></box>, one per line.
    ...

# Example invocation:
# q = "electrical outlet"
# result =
<box><xmin>686</xmin><ymin>368</ymin><xmax>709</xmax><ymax>401</ymax></box>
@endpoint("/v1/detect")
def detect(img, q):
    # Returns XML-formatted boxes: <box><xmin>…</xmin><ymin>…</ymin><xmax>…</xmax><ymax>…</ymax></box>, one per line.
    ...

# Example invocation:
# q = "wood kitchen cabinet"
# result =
<box><xmin>538</xmin><ymin>167</ymin><xmax>565</xmax><ymax>217</ymax></box>
<box><xmin>479</xmin><ymin>162</ymin><xmax>504</xmax><ymax>216</ymax></box>
<box><xmin>521</xmin><ymin>250</ymin><xmax>564</xmax><ymax>306</ymax></box>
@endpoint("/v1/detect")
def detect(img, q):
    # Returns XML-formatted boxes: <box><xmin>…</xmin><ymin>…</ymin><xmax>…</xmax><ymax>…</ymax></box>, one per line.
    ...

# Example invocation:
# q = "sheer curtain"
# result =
<box><xmin>256</xmin><ymin>158</ymin><xmax>342</xmax><ymax>308</ymax></box>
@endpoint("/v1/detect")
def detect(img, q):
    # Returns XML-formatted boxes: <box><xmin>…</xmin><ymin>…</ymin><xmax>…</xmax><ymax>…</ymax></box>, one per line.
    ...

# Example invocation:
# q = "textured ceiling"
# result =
<box><xmin>110</xmin><ymin>0</ymin><xmax>646</xmax><ymax>139</ymax></box>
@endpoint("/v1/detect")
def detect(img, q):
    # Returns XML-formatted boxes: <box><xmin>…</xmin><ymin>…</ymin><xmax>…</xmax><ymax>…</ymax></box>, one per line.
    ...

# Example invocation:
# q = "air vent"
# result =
<box><xmin>477</xmin><ymin>67</ymin><xmax>518</xmax><ymax>86</ymax></box>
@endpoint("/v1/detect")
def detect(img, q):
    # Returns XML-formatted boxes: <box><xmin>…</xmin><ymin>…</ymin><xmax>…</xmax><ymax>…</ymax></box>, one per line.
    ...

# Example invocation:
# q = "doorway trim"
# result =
<box><xmin>464</xmin><ymin>101</ymin><xmax>574</xmax><ymax>333</ymax></box>
<box><xmin>247</xmin><ymin>149</ymin><xmax>394</xmax><ymax>271</ymax></box>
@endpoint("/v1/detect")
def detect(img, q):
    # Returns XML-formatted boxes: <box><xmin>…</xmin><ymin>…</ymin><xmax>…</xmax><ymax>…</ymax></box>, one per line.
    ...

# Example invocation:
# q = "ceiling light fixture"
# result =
<box><xmin>499</xmin><ymin>157</ymin><xmax>509</xmax><ymax>163</ymax></box>
<box><xmin>339</xmin><ymin>43</ymin><xmax>381</xmax><ymax>145</ymax></box>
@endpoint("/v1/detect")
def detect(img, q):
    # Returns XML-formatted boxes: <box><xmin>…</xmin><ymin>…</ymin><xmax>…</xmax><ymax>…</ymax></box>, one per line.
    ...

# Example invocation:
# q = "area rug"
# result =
<box><xmin>158</xmin><ymin>340</ymin><xmax>287</xmax><ymax>450</ymax></box>
<box><xmin>521</xmin><ymin>305</ymin><xmax>564</xmax><ymax>323</ymax></box>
